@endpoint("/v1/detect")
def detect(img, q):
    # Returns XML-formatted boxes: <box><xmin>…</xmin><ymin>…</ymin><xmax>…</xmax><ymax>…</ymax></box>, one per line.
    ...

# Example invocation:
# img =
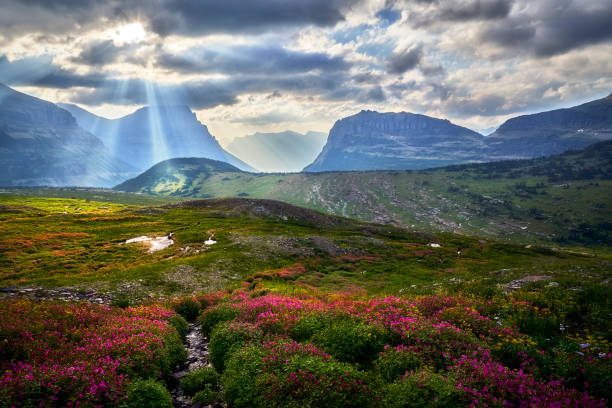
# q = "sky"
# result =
<box><xmin>0</xmin><ymin>0</ymin><xmax>611</xmax><ymax>145</ymax></box>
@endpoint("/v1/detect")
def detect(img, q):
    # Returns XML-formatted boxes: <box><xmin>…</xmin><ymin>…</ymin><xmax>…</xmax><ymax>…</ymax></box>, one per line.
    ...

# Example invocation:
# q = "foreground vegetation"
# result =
<box><xmin>0</xmin><ymin>192</ymin><xmax>610</xmax><ymax>406</ymax></box>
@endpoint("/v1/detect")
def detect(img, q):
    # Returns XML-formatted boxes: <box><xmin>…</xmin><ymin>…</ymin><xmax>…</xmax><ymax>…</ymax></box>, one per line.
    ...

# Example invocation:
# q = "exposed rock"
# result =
<box><xmin>504</xmin><ymin>275</ymin><xmax>552</xmax><ymax>290</ymax></box>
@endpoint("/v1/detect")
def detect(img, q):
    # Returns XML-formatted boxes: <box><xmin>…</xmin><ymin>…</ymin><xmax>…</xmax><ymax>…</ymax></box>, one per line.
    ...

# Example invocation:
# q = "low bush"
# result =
<box><xmin>174</xmin><ymin>298</ymin><xmax>201</xmax><ymax>322</ymax></box>
<box><xmin>199</xmin><ymin>304</ymin><xmax>239</xmax><ymax>336</ymax></box>
<box><xmin>374</xmin><ymin>345</ymin><xmax>425</xmax><ymax>383</ymax></box>
<box><xmin>126</xmin><ymin>379</ymin><xmax>172</xmax><ymax>408</ymax></box>
<box><xmin>192</xmin><ymin>386</ymin><xmax>219</xmax><ymax>405</ymax></box>
<box><xmin>180</xmin><ymin>366</ymin><xmax>219</xmax><ymax>397</ymax></box>
<box><xmin>311</xmin><ymin>318</ymin><xmax>389</xmax><ymax>364</ymax></box>
<box><xmin>168</xmin><ymin>314</ymin><xmax>188</xmax><ymax>340</ymax></box>
<box><xmin>209</xmin><ymin>321</ymin><xmax>262</xmax><ymax>372</ymax></box>
<box><xmin>381</xmin><ymin>369</ymin><xmax>463</xmax><ymax>408</ymax></box>
<box><xmin>222</xmin><ymin>341</ymin><xmax>376</xmax><ymax>408</ymax></box>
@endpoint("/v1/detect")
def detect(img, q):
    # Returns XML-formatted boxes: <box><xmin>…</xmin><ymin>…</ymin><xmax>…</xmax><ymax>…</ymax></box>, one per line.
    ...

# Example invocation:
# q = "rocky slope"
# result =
<box><xmin>59</xmin><ymin>103</ymin><xmax>256</xmax><ymax>173</ymax></box>
<box><xmin>0</xmin><ymin>83</ymin><xmax>134</xmax><ymax>187</ymax></box>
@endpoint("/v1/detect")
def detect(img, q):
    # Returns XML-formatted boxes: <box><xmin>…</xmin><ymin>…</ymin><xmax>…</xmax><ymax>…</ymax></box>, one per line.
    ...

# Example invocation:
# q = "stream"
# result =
<box><xmin>170</xmin><ymin>323</ymin><xmax>212</xmax><ymax>408</ymax></box>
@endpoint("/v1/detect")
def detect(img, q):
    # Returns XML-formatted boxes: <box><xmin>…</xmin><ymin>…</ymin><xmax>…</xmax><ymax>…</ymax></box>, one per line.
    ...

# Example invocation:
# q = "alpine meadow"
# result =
<box><xmin>0</xmin><ymin>1</ymin><xmax>611</xmax><ymax>407</ymax></box>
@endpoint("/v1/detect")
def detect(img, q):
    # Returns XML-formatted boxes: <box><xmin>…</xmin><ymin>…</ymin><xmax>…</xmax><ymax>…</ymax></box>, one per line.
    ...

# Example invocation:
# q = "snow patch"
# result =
<box><xmin>125</xmin><ymin>235</ymin><xmax>174</xmax><ymax>253</ymax></box>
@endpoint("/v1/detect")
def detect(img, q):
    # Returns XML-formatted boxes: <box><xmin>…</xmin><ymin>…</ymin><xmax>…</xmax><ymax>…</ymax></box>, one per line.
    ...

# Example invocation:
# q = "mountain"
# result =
<box><xmin>225</xmin><ymin>130</ymin><xmax>327</xmax><ymax>172</ymax></box>
<box><xmin>303</xmin><ymin>110</ymin><xmax>485</xmax><ymax>172</ymax></box>
<box><xmin>114</xmin><ymin>157</ymin><xmax>242</xmax><ymax>195</ymax></box>
<box><xmin>58</xmin><ymin>103</ymin><xmax>256</xmax><ymax>173</ymax></box>
<box><xmin>484</xmin><ymin>92</ymin><xmax>612</xmax><ymax>159</ymax></box>
<box><xmin>0</xmin><ymin>83</ymin><xmax>134</xmax><ymax>187</ymax></box>
<box><xmin>114</xmin><ymin>140</ymin><xmax>611</xmax><ymax>246</ymax></box>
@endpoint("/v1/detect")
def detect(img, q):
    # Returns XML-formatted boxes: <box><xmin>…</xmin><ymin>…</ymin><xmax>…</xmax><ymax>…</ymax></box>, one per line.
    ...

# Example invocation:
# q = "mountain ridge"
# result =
<box><xmin>58</xmin><ymin>102</ymin><xmax>256</xmax><ymax>173</ymax></box>
<box><xmin>303</xmin><ymin>110</ymin><xmax>486</xmax><ymax>172</ymax></box>
<box><xmin>0</xmin><ymin>83</ymin><xmax>134</xmax><ymax>187</ymax></box>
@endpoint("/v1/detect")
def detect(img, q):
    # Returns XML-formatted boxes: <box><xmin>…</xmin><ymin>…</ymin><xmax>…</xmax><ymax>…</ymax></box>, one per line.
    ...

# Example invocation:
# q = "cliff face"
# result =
<box><xmin>0</xmin><ymin>83</ymin><xmax>134</xmax><ymax>187</ymax></box>
<box><xmin>304</xmin><ymin>110</ymin><xmax>485</xmax><ymax>172</ymax></box>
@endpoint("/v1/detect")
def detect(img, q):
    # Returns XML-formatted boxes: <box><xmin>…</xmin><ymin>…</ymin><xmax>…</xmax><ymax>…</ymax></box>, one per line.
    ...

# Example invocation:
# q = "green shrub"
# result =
<box><xmin>192</xmin><ymin>386</ymin><xmax>219</xmax><ymax>405</ymax></box>
<box><xmin>374</xmin><ymin>346</ymin><xmax>425</xmax><ymax>383</ymax></box>
<box><xmin>120</xmin><ymin>329</ymin><xmax>186</xmax><ymax>380</ymax></box>
<box><xmin>111</xmin><ymin>293</ymin><xmax>131</xmax><ymax>309</ymax></box>
<box><xmin>168</xmin><ymin>314</ymin><xmax>188</xmax><ymax>340</ymax></box>
<box><xmin>222</xmin><ymin>344</ymin><xmax>376</xmax><ymax>408</ymax></box>
<box><xmin>222</xmin><ymin>345</ymin><xmax>267</xmax><ymax>408</ymax></box>
<box><xmin>180</xmin><ymin>366</ymin><xmax>219</xmax><ymax>396</ymax></box>
<box><xmin>174</xmin><ymin>298</ymin><xmax>201</xmax><ymax>322</ymax></box>
<box><xmin>126</xmin><ymin>379</ymin><xmax>172</xmax><ymax>408</ymax></box>
<box><xmin>290</xmin><ymin>313</ymin><xmax>330</xmax><ymax>341</ymax></box>
<box><xmin>381</xmin><ymin>370</ymin><xmax>462</xmax><ymax>408</ymax></box>
<box><xmin>311</xmin><ymin>318</ymin><xmax>389</xmax><ymax>364</ymax></box>
<box><xmin>515</xmin><ymin>311</ymin><xmax>560</xmax><ymax>339</ymax></box>
<box><xmin>209</xmin><ymin>321</ymin><xmax>262</xmax><ymax>372</ymax></box>
<box><xmin>199</xmin><ymin>304</ymin><xmax>239</xmax><ymax>336</ymax></box>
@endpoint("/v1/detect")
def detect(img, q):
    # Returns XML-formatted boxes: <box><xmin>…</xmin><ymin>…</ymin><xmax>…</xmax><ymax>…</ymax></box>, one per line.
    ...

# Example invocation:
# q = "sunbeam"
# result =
<box><xmin>144</xmin><ymin>81</ymin><xmax>169</xmax><ymax>167</ymax></box>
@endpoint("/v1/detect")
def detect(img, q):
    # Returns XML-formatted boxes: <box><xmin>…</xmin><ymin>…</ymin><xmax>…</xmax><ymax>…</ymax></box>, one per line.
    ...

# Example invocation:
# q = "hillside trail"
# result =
<box><xmin>170</xmin><ymin>323</ymin><xmax>217</xmax><ymax>408</ymax></box>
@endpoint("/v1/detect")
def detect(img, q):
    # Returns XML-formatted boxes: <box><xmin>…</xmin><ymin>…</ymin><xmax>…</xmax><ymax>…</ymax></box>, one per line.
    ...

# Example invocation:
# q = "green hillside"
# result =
<box><xmin>114</xmin><ymin>140</ymin><xmax>612</xmax><ymax>247</ymax></box>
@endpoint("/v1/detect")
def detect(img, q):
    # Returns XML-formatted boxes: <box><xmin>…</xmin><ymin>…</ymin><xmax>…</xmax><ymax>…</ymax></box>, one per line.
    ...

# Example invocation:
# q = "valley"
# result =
<box><xmin>113</xmin><ymin>140</ymin><xmax>612</xmax><ymax>247</ymax></box>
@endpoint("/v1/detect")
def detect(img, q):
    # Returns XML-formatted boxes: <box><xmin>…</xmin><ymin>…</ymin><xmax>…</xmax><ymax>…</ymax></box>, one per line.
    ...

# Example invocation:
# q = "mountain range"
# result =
<box><xmin>58</xmin><ymin>103</ymin><xmax>255</xmax><ymax>173</ymax></box>
<box><xmin>303</xmin><ymin>93</ymin><xmax>612</xmax><ymax>172</ymax></box>
<box><xmin>1</xmin><ymin>83</ymin><xmax>611</xmax><ymax>187</ymax></box>
<box><xmin>225</xmin><ymin>130</ymin><xmax>327</xmax><ymax>172</ymax></box>
<box><xmin>0</xmin><ymin>83</ymin><xmax>134</xmax><ymax>187</ymax></box>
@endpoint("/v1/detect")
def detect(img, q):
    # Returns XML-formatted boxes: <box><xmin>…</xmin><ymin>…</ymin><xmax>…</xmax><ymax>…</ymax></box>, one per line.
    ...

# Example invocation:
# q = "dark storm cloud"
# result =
<box><xmin>387</xmin><ymin>45</ymin><xmax>423</xmax><ymax>74</ymax></box>
<box><xmin>435</xmin><ymin>0</ymin><xmax>512</xmax><ymax>22</ymax></box>
<box><xmin>70</xmin><ymin>79</ymin><xmax>240</xmax><ymax>109</ymax></box>
<box><xmin>71</xmin><ymin>40</ymin><xmax>126</xmax><ymax>65</ymax></box>
<box><xmin>0</xmin><ymin>0</ymin><xmax>355</xmax><ymax>38</ymax></box>
<box><xmin>157</xmin><ymin>45</ymin><xmax>349</xmax><ymax>75</ymax></box>
<box><xmin>150</xmin><ymin>0</ymin><xmax>355</xmax><ymax>36</ymax></box>
<box><xmin>392</xmin><ymin>0</ymin><xmax>513</xmax><ymax>27</ymax></box>
<box><xmin>362</xmin><ymin>85</ymin><xmax>386</xmax><ymax>102</ymax></box>
<box><xmin>479</xmin><ymin>1</ymin><xmax>612</xmax><ymax>57</ymax></box>
<box><xmin>0</xmin><ymin>54</ymin><xmax>106</xmax><ymax>88</ymax></box>
<box><xmin>68</xmin><ymin>70</ymin><xmax>351</xmax><ymax>109</ymax></box>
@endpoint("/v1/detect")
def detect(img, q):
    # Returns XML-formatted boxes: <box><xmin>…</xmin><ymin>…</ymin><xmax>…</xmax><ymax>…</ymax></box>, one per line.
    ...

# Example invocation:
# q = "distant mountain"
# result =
<box><xmin>303</xmin><ymin>110</ymin><xmax>485</xmax><ymax>172</ymax></box>
<box><xmin>0</xmin><ymin>84</ymin><xmax>134</xmax><ymax>187</ymax></box>
<box><xmin>484</xmin><ymin>92</ymin><xmax>612</xmax><ymax>159</ymax></box>
<box><xmin>225</xmin><ymin>130</ymin><xmax>327</xmax><ymax>172</ymax></box>
<box><xmin>115</xmin><ymin>157</ymin><xmax>243</xmax><ymax>195</ymax></box>
<box><xmin>58</xmin><ymin>103</ymin><xmax>256</xmax><ymax>173</ymax></box>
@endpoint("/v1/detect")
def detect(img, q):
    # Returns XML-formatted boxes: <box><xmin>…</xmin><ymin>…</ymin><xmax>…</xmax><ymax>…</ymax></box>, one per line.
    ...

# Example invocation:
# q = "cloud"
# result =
<box><xmin>479</xmin><ymin>1</ymin><xmax>612</xmax><ymax>57</ymax></box>
<box><xmin>0</xmin><ymin>54</ymin><xmax>106</xmax><ymax>88</ymax></box>
<box><xmin>392</xmin><ymin>0</ymin><xmax>513</xmax><ymax>27</ymax></box>
<box><xmin>149</xmin><ymin>0</ymin><xmax>355</xmax><ymax>36</ymax></box>
<box><xmin>387</xmin><ymin>45</ymin><xmax>423</xmax><ymax>74</ymax></box>
<box><xmin>0</xmin><ymin>0</ymin><xmax>356</xmax><ymax>39</ymax></box>
<box><xmin>71</xmin><ymin>40</ymin><xmax>126</xmax><ymax>65</ymax></box>
<box><xmin>229</xmin><ymin>111</ymin><xmax>304</xmax><ymax>125</ymax></box>
<box><xmin>157</xmin><ymin>45</ymin><xmax>349</xmax><ymax>75</ymax></box>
